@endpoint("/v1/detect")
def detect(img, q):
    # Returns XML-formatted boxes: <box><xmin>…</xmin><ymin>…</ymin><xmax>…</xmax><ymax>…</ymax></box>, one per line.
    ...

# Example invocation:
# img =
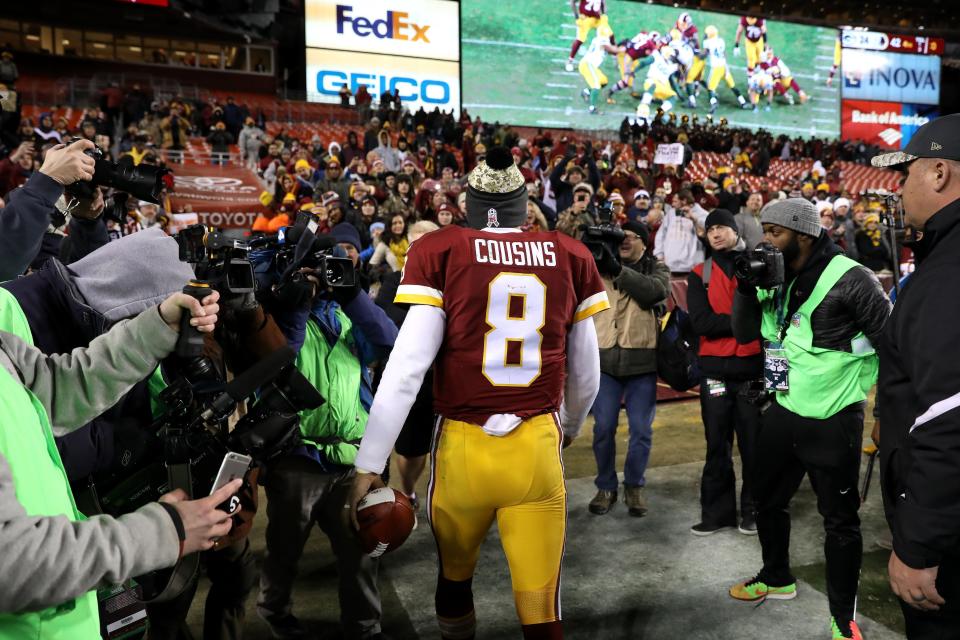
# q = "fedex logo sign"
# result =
<box><xmin>336</xmin><ymin>4</ymin><xmax>430</xmax><ymax>43</ymax></box>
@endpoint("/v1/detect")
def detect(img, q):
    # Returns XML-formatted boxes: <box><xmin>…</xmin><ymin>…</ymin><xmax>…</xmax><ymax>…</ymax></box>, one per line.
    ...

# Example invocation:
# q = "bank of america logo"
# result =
<box><xmin>878</xmin><ymin>128</ymin><xmax>903</xmax><ymax>146</ymax></box>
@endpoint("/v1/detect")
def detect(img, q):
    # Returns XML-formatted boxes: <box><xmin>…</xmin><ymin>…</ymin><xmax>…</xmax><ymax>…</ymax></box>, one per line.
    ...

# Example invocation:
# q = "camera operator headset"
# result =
<box><xmin>0</xmin><ymin>282</ymin><xmax>241</xmax><ymax>638</ymax></box>
<box><xmin>728</xmin><ymin>198</ymin><xmax>890</xmax><ymax>640</ymax></box>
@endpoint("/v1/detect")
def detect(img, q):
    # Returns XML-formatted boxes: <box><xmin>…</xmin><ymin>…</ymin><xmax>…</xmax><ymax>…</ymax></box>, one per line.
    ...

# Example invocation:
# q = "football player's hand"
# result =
<box><xmin>347</xmin><ymin>470</ymin><xmax>386</xmax><ymax>531</ymax></box>
<box><xmin>733</xmin><ymin>46</ymin><xmax>741</xmax><ymax>57</ymax></box>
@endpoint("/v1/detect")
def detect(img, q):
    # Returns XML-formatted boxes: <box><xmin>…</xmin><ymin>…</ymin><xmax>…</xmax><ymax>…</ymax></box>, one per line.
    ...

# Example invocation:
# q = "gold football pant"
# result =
<box><xmin>428</xmin><ymin>413</ymin><xmax>566</xmax><ymax>626</ymax></box>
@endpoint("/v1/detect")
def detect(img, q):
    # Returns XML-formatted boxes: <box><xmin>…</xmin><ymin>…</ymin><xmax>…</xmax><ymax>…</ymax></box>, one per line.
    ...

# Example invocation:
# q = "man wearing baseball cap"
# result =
<box><xmin>728</xmin><ymin>198</ymin><xmax>891</xmax><ymax>640</ymax></box>
<box><xmin>872</xmin><ymin>113</ymin><xmax>960</xmax><ymax>637</ymax></box>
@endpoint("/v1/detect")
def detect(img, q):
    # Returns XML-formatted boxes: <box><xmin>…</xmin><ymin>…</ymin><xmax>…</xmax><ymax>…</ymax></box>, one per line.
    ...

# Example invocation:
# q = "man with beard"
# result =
<box><xmin>728</xmin><ymin>199</ymin><xmax>890</xmax><ymax>640</ymax></box>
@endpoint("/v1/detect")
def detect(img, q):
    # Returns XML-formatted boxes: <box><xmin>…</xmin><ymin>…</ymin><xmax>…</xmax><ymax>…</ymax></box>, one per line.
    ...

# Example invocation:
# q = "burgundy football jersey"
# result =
<box><xmin>740</xmin><ymin>17</ymin><xmax>766</xmax><ymax>42</ymax></box>
<box><xmin>394</xmin><ymin>226</ymin><xmax>609</xmax><ymax>425</ymax></box>
<box><xmin>578</xmin><ymin>0</ymin><xmax>605</xmax><ymax>18</ymax></box>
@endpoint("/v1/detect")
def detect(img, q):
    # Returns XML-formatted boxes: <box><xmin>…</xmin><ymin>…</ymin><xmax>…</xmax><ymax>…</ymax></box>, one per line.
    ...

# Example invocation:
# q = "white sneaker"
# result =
<box><xmin>565</xmin><ymin>60</ymin><xmax>575</xmax><ymax>72</ymax></box>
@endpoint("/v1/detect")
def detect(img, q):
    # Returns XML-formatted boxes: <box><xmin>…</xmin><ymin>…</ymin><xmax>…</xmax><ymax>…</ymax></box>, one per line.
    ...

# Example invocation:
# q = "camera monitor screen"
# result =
<box><xmin>461</xmin><ymin>0</ymin><xmax>840</xmax><ymax>137</ymax></box>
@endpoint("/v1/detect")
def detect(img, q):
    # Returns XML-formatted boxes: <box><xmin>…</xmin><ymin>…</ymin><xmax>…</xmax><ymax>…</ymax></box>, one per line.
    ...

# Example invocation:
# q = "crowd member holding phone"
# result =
<box><xmin>0</xmin><ymin>288</ymin><xmax>241</xmax><ymax>638</ymax></box>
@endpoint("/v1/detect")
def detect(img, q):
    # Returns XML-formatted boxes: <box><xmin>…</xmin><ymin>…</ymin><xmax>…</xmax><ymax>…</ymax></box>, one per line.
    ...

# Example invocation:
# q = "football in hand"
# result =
<box><xmin>356</xmin><ymin>487</ymin><xmax>416</xmax><ymax>557</ymax></box>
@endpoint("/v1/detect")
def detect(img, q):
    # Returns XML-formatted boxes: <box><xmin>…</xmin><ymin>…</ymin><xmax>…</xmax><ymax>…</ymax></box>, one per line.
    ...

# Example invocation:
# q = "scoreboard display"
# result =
<box><xmin>840</xmin><ymin>28</ymin><xmax>944</xmax><ymax>56</ymax></box>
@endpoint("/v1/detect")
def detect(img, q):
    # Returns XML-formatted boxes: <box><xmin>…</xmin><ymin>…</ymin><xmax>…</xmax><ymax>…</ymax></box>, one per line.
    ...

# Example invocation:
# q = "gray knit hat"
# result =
<box><xmin>760</xmin><ymin>198</ymin><xmax>822</xmax><ymax>238</ymax></box>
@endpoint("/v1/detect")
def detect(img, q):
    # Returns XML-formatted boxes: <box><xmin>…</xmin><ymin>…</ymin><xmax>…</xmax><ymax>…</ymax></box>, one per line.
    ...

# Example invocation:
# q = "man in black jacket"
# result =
<box><xmin>686</xmin><ymin>209</ymin><xmax>763</xmax><ymax>536</ymax></box>
<box><xmin>729</xmin><ymin>199</ymin><xmax>890</xmax><ymax>640</ymax></box>
<box><xmin>872</xmin><ymin>114</ymin><xmax>960</xmax><ymax>637</ymax></box>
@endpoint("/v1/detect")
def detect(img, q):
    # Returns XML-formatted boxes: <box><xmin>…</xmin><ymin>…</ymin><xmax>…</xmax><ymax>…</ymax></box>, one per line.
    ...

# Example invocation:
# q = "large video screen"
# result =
<box><xmin>305</xmin><ymin>0</ymin><xmax>461</xmax><ymax>113</ymax></box>
<box><xmin>461</xmin><ymin>1</ymin><xmax>840</xmax><ymax>137</ymax></box>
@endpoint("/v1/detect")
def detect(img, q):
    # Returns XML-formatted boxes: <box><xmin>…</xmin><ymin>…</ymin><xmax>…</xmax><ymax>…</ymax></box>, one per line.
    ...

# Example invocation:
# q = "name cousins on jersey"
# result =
<box><xmin>473</xmin><ymin>238</ymin><xmax>558</xmax><ymax>267</ymax></box>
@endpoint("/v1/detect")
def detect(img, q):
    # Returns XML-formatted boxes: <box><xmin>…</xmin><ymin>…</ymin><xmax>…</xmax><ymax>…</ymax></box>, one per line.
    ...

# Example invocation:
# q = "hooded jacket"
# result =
<box><xmin>879</xmin><ymin>197</ymin><xmax>960</xmax><ymax>569</ymax></box>
<box><xmin>2</xmin><ymin>228</ymin><xmax>194</xmax><ymax>480</ymax></box>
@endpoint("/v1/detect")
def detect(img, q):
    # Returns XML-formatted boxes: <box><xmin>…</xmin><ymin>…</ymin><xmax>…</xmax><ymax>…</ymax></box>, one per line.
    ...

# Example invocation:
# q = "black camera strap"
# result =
<box><xmin>134</xmin><ymin>463</ymin><xmax>200</xmax><ymax>604</ymax></box>
<box><xmin>773</xmin><ymin>280</ymin><xmax>797</xmax><ymax>343</ymax></box>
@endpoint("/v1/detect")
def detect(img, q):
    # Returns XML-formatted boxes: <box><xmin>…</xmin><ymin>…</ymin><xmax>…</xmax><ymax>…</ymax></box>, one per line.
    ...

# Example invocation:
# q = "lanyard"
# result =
<box><xmin>773</xmin><ymin>279</ymin><xmax>797</xmax><ymax>343</ymax></box>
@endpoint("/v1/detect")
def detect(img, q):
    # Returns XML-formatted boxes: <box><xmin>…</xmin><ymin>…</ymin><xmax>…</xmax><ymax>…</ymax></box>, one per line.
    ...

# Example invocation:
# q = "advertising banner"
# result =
<box><xmin>841</xmin><ymin>49</ymin><xmax>940</xmax><ymax>105</ymax></box>
<box><xmin>169</xmin><ymin>166</ymin><xmax>265</xmax><ymax>230</ymax></box>
<box><xmin>841</xmin><ymin>99</ymin><xmax>939</xmax><ymax>149</ymax></box>
<box><xmin>306</xmin><ymin>48</ymin><xmax>460</xmax><ymax>114</ymax></box>
<box><xmin>305</xmin><ymin>0</ymin><xmax>459</xmax><ymax>61</ymax></box>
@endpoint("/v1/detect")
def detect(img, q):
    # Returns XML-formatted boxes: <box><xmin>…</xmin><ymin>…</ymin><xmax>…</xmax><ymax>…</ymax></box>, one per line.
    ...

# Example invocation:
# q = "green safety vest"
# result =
<box><xmin>0</xmin><ymin>289</ymin><xmax>100</xmax><ymax>638</ymax></box>
<box><xmin>296</xmin><ymin>313</ymin><xmax>367</xmax><ymax>466</ymax></box>
<box><xmin>758</xmin><ymin>254</ymin><xmax>878</xmax><ymax>420</ymax></box>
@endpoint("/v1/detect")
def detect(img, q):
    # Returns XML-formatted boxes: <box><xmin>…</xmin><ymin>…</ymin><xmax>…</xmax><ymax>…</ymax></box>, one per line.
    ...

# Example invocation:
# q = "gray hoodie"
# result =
<box><xmin>654</xmin><ymin>203</ymin><xmax>709</xmax><ymax>273</ymax></box>
<box><xmin>0</xmin><ymin>307</ymin><xmax>182</xmax><ymax>613</ymax></box>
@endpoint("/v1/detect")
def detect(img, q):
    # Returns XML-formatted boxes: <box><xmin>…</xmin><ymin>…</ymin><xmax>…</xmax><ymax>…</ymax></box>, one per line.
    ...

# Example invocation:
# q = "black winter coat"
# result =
<box><xmin>879</xmin><ymin>197</ymin><xmax>960</xmax><ymax>569</ymax></box>
<box><xmin>732</xmin><ymin>232</ymin><xmax>889</xmax><ymax>353</ymax></box>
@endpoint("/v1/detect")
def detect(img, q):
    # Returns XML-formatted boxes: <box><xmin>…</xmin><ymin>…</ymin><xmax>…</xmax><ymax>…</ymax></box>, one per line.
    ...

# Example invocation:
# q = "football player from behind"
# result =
<box><xmin>702</xmin><ymin>25</ymin><xmax>748</xmax><ymax>113</ymax></box>
<box><xmin>349</xmin><ymin>147</ymin><xmax>609</xmax><ymax>640</ymax></box>
<box><xmin>607</xmin><ymin>30</ymin><xmax>660</xmax><ymax>103</ymax></box>
<box><xmin>637</xmin><ymin>45</ymin><xmax>680</xmax><ymax>124</ymax></box>
<box><xmin>579</xmin><ymin>24</ymin><xmax>620</xmax><ymax>113</ymax></box>
<box><xmin>733</xmin><ymin>16</ymin><xmax>767</xmax><ymax>73</ymax></box>
<box><xmin>762</xmin><ymin>45</ymin><xmax>809</xmax><ymax>105</ymax></box>
<box><xmin>566</xmin><ymin>0</ymin><xmax>612</xmax><ymax>72</ymax></box>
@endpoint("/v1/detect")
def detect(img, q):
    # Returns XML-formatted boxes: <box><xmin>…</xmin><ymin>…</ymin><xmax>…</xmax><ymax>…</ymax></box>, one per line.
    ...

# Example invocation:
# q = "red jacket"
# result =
<box><xmin>691</xmin><ymin>260</ymin><xmax>761</xmax><ymax>359</ymax></box>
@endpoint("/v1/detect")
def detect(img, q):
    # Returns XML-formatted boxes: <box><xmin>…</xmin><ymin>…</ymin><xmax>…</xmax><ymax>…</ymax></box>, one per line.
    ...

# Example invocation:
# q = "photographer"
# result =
<box><xmin>556</xmin><ymin>182</ymin><xmax>598</xmax><ymax>240</ymax></box>
<box><xmin>686</xmin><ymin>209</ymin><xmax>761</xmax><ymax>536</ymax></box>
<box><xmin>872</xmin><ymin>115</ymin><xmax>960</xmax><ymax>636</ymax></box>
<box><xmin>0</xmin><ymin>139</ymin><xmax>95</xmax><ymax>280</ymax></box>
<box><xmin>728</xmin><ymin>199</ymin><xmax>889</xmax><ymax>640</ymax></box>
<box><xmin>0</xmin><ymin>287</ymin><xmax>242</xmax><ymax>637</ymax></box>
<box><xmin>589</xmin><ymin>221</ymin><xmax>670</xmax><ymax>517</ymax></box>
<box><xmin>654</xmin><ymin>189</ymin><xmax>708</xmax><ymax>276</ymax></box>
<box><xmin>254</xmin><ymin>236</ymin><xmax>398</xmax><ymax>639</ymax></box>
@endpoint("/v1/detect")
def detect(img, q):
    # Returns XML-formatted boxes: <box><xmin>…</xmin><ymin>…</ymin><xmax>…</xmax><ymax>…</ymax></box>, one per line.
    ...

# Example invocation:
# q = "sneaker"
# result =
<box><xmin>831</xmin><ymin>617</ymin><xmax>864</xmax><ymax>640</ymax></box>
<box><xmin>739</xmin><ymin>513</ymin><xmax>758</xmax><ymax>535</ymax></box>
<box><xmin>259</xmin><ymin>611</ymin><xmax>311</xmax><ymax>639</ymax></box>
<box><xmin>589</xmin><ymin>489</ymin><xmax>617</xmax><ymax>515</ymax></box>
<box><xmin>565</xmin><ymin>59</ymin><xmax>575</xmax><ymax>72</ymax></box>
<box><xmin>729</xmin><ymin>575</ymin><xmax>797</xmax><ymax>602</ymax></box>
<box><xmin>786</xmin><ymin>94</ymin><xmax>795</xmax><ymax>105</ymax></box>
<box><xmin>687</xmin><ymin>95</ymin><xmax>697</xmax><ymax>109</ymax></box>
<box><xmin>581</xmin><ymin>88</ymin><xmax>590</xmax><ymax>103</ymax></box>
<box><xmin>691</xmin><ymin>521</ymin><xmax>733</xmax><ymax>536</ymax></box>
<box><xmin>623</xmin><ymin>485</ymin><xmax>648</xmax><ymax>517</ymax></box>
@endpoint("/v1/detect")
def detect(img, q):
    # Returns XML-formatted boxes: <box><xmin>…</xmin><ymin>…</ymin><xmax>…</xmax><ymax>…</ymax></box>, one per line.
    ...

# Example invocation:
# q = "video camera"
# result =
<box><xmin>176</xmin><ymin>224</ymin><xmax>256</xmax><ymax>301</ymax></box>
<box><xmin>79</xmin><ymin>345</ymin><xmax>324</xmax><ymax>599</ymax></box>
<box><xmin>734</xmin><ymin>243</ymin><xmax>785</xmax><ymax>289</ymax></box>
<box><xmin>581</xmin><ymin>201</ymin><xmax>625</xmax><ymax>277</ymax></box>
<box><xmin>64</xmin><ymin>138</ymin><xmax>171</xmax><ymax>204</ymax></box>
<box><xmin>250</xmin><ymin>217</ymin><xmax>357</xmax><ymax>290</ymax></box>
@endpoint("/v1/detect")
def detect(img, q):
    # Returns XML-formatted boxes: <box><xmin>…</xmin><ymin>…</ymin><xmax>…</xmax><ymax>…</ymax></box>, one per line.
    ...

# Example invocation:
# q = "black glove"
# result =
<box><xmin>736</xmin><ymin>274</ymin><xmax>758</xmax><ymax>295</ymax></box>
<box><xmin>597</xmin><ymin>245</ymin><xmax>622</xmax><ymax>278</ymax></box>
<box><xmin>331</xmin><ymin>280</ymin><xmax>360</xmax><ymax>307</ymax></box>
<box><xmin>274</xmin><ymin>275</ymin><xmax>315</xmax><ymax>310</ymax></box>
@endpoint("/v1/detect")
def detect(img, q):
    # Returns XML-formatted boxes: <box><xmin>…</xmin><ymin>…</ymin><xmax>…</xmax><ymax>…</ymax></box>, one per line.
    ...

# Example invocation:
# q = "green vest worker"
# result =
<box><xmin>0</xmin><ymin>289</ymin><xmax>240</xmax><ymax>638</ymax></box>
<box><xmin>726</xmin><ymin>198</ymin><xmax>891</xmax><ymax>640</ymax></box>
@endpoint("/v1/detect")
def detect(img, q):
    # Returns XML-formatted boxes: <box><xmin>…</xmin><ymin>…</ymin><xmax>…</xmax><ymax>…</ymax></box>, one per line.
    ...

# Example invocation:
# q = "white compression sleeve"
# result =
<box><xmin>354</xmin><ymin>304</ymin><xmax>446</xmax><ymax>474</ymax></box>
<box><xmin>559</xmin><ymin>317</ymin><xmax>601</xmax><ymax>439</ymax></box>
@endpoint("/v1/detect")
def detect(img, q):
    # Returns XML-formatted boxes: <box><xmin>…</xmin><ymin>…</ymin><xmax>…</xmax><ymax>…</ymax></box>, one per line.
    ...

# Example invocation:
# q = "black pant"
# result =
<box><xmin>755</xmin><ymin>399</ymin><xmax>864</xmax><ymax>624</ymax></box>
<box><xmin>698</xmin><ymin>377</ymin><xmax>761</xmax><ymax>525</ymax></box>
<box><xmin>900</xmin><ymin>554</ymin><xmax>960</xmax><ymax>639</ymax></box>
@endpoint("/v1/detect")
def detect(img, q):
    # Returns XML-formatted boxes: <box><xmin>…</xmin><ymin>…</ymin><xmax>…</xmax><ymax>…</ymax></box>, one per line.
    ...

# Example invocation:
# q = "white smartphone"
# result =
<box><xmin>210</xmin><ymin>452</ymin><xmax>252</xmax><ymax>496</ymax></box>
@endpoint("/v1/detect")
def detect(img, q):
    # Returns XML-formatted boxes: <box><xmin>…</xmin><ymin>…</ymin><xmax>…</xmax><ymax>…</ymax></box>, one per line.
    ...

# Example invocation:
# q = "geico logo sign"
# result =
<box><xmin>336</xmin><ymin>4</ymin><xmax>429</xmax><ymax>42</ymax></box>
<box><xmin>317</xmin><ymin>70</ymin><xmax>450</xmax><ymax>104</ymax></box>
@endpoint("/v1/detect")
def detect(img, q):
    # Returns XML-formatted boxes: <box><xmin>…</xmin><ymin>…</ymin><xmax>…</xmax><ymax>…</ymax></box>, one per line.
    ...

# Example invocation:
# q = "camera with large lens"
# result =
<box><xmin>581</xmin><ymin>201</ymin><xmax>625</xmax><ymax>276</ymax></box>
<box><xmin>176</xmin><ymin>224</ymin><xmax>256</xmax><ymax>303</ymax></box>
<box><xmin>734</xmin><ymin>243</ymin><xmax>785</xmax><ymax>289</ymax></box>
<box><xmin>64</xmin><ymin>138</ymin><xmax>171</xmax><ymax>204</ymax></box>
<box><xmin>250</xmin><ymin>221</ymin><xmax>357</xmax><ymax>290</ymax></box>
